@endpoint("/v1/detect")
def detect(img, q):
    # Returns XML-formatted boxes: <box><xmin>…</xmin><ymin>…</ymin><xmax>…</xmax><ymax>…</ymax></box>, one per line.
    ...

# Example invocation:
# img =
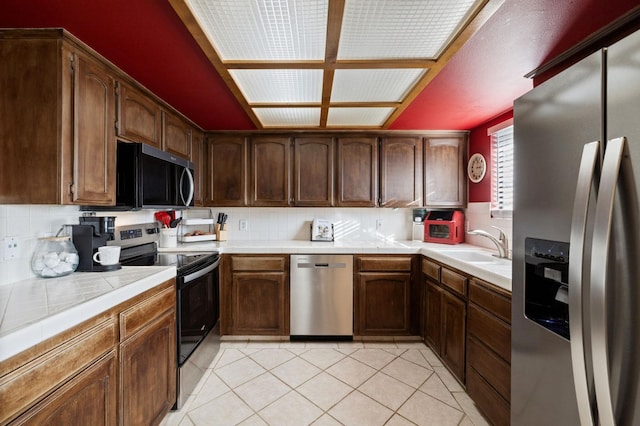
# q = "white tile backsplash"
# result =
<box><xmin>0</xmin><ymin>203</ymin><xmax>509</xmax><ymax>285</ymax></box>
<box><xmin>184</xmin><ymin>207</ymin><xmax>414</xmax><ymax>242</ymax></box>
<box><xmin>0</xmin><ymin>205</ymin><xmax>157</xmax><ymax>285</ymax></box>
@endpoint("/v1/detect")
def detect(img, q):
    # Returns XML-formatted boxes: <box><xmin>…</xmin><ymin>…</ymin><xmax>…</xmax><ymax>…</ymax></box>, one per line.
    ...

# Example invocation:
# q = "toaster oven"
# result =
<box><xmin>423</xmin><ymin>210</ymin><xmax>465</xmax><ymax>244</ymax></box>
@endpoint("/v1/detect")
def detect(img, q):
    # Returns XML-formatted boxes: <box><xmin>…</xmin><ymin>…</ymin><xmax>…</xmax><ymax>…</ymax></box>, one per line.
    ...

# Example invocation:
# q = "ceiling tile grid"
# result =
<box><xmin>327</xmin><ymin>107</ymin><xmax>395</xmax><ymax>126</ymax></box>
<box><xmin>331</xmin><ymin>68</ymin><xmax>426</xmax><ymax>102</ymax></box>
<box><xmin>229</xmin><ymin>69</ymin><xmax>324</xmax><ymax>103</ymax></box>
<box><xmin>254</xmin><ymin>107</ymin><xmax>322</xmax><ymax>127</ymax></box>
<box><xmin>338</xmin><ymin>0</ymin><xmax>479</xmax><ymax>60</ymax></box>
<box><xmin>178</xmin><ymin>0</ymin><xmax>492</xmax><ymax>128</ymax></box>
<box><xmin>187</xmin><ymin>0</ymin><xmax>328</xmax><ymax>60</ymax></box>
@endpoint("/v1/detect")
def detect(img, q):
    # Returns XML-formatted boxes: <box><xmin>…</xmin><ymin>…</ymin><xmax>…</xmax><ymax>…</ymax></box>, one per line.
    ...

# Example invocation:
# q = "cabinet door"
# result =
<box><xmin>336</xmin><ymin>137</ymin><xmax>378</xmax><ymax>206</ymax></box>
<box><xmin>441</xmin><ymin>290</ymin><xmax>466</xmax><ymax>382</ymax></box>
<box><xmin>0</xmin><ymin>37</ymin><xmax>66</xmax><ymax>204</ymax></box>
<box><xmin>380</xmin><ymin>137</ymin><xmax>422</xmax><ymax>207</ymax></box>
<box><xmin>293</xmin><ymin>137</ymin><xmax>334</xmax><ymax>206</ymax></box>
<box><xmin>116</xmin><ymin>82</ymin><xmax>162</xmax><ymax>149</ymax></box>
<box><xmin>205</xmin><ymin>136</ymin><xmax>248</xmax><ymax>206</ymax></box>
<box><xmin>231</xmin><ymin>272</ymin><xmax>288</xmax><ymax>335</ymax></box>
<box><xmin>424</xmin><ymin>280</ymin><xmax>443</xmax><ymax>352</ymax></box>
<box><xmin>249</xmin><ymin>137</ymin><xmax>291</xmax><ymax>206</ymax></box>
<box><xmin>357</xmin><ymin>272</ymin><xmax>411</xmax><ymax>335</ymax></box>
<box><xmin>191</xmin><ymin>128</ymin><xmax>205</xmax><ymax>206</ymax></box>
<box><xmin>71</xmin><ymin>51</ymin><xmax>116</xmax><ymax>206</ymax></box>
<box><xmin>424</xmin><ymin>137</ymin><xmax>467</xmax><ymax>208</ymax></box>
<box><xmin>163</xmin><ymin>110</ymin><xmax>191</xmax><ymax>159</ymax></box>
<box><xmin>12</xmin><ymin>352</ymin><xmax>117</xmax><ymax>425</ymax></box>
<box><xmin>119</xmin><ymin>310</ymin><xmax>177</xmax><ymax>426</ymax></box>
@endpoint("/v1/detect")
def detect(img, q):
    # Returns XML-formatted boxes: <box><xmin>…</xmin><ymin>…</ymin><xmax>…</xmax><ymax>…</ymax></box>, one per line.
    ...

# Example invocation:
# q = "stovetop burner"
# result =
<box><xmin>113</xmin><ymin>222</ymin><xmax>219</xmax><ymax>273</ymax></box>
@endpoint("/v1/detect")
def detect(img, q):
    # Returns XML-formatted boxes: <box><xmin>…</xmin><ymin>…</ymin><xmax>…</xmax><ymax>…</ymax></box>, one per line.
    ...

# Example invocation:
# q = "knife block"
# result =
<box><xmin>215</xmin><ymin>224</ymin><xmax>227</xmax><ymax>241</ymax></box>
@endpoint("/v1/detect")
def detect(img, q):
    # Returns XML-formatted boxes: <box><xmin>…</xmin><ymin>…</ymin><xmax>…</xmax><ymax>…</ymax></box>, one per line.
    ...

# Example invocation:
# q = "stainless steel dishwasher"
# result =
<box><xmin>290</xmin><ymin>254</ymin><xmax>353</xmax><ymax>340</ymax></box>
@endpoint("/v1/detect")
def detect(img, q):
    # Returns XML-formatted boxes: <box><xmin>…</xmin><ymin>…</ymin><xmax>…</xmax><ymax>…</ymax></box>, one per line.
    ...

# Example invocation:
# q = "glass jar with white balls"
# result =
<box><xmin>31</xmin><ymin>236</ymin><xmax>79</xmax><ymax>278</ymax></box>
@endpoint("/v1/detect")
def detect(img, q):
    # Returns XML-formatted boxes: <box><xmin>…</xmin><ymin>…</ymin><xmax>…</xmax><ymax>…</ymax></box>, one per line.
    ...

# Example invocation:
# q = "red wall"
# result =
<box><xmin>467</xmin><ymin>110</ymin><xmax>513</xmax><ymax>203</ymax></box>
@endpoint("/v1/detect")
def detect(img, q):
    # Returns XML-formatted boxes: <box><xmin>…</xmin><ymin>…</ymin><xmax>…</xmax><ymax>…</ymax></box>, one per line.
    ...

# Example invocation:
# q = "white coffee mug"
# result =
<box><xmin>93</xmin><ymin>246</ymin><xmax>121</xmax><ymax>266</ymax></box>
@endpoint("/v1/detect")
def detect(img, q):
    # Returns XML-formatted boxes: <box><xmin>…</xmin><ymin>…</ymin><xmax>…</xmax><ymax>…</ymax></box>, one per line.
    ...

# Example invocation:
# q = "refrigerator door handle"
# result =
<box><xmin>590</xmin><ymin>136</ymin><xmax>628</xmax><ymax>426</ymax></box>
<box><xmin>569</xmin><ymin>141</ymin><xmax>600</xmax><ymax>426</ymax></box>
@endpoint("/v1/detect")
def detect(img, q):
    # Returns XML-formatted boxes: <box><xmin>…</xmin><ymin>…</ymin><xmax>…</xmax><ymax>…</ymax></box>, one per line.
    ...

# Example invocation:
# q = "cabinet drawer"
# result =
<box><xmin>232</xmin><ymin>256</ymin><xmax>286</xmax><ymax>271</ymax></box>
<box><xmin>422</xmin><ymin>258</ymin><xmax>440</xmax><ymax>281</ymax></box>
<box><xmin>466</xmin><ymin>366</ymin><xmax>510</xmax><ymax>426</ymax></box>
<box><xmin>359</xmin><ymin>256</ymin><xmax>412</xmax><ymax>272</ymax></box>
<box><xmin>469</xmin><ymin>279</ymin><xmax>511</xmax><ymax>324</ymax></box>
<box><xmin>468</xmin><ymin>303</ymin><xmax>511</xmax><ymax>362</ymax></box>
<box><xmin>468</xmin><ymin>336</ymin><xmax>510</xmax><ymax>402</ymax></box>
<box><xmin>120</xmin><ymin>285</ymin><xmax>175</xmax><ymax>340</ymax></box>
<box><xmin>0</xmin><ymin>318</ymin><xmax>116</xmax><ymax>424</ymax></box>
<box><xmin>441</xmin><ymin>267</ymin><xmax>467</xmax><ymax>296</ymax></box>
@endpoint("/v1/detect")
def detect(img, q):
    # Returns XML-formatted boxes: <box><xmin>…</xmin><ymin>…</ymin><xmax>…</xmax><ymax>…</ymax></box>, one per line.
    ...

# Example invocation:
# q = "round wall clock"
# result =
<box><xmin>467</xmin><ymin>153</ymin><xmax>486</xmax><ymax>183</ymax></box>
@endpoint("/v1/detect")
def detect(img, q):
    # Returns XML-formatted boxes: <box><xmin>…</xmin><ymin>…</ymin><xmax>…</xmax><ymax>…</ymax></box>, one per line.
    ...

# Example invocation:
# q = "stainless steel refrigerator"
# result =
<box><xmin>512</xmin><ymin>28</ymin><xmax>640</xmax><ymax>425</ymax></box>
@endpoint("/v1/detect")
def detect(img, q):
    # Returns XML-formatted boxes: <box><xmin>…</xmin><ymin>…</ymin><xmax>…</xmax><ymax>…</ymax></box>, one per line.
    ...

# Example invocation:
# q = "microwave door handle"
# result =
<box><xmin>569</xmin><ymin>141</ymin><xmax>600</xmax><ymax>426</ymax></box>
<box><xmin>180</xmin><ymin>167</ymin><xmax>194</xmax><ymax>207</ymax></box>
<box><xmin>591</xmin><ymin>137</ymin><xmax>630</xmax><ymax>426</ymax></box>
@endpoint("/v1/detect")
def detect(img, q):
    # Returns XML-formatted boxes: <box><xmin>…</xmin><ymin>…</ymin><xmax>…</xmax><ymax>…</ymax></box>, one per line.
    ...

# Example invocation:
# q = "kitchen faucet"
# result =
<box><xmin>467</xmin><ymin>226</ymin><xmax>510</xmax><ymax>259</ymax></box>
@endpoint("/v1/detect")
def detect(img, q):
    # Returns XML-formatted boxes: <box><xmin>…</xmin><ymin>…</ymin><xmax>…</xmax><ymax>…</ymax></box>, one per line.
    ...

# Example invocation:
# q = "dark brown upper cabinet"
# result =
<box><xmin>205</xmin><ymin>135</ymin><xmax>248</xmax><ymax>206</ymax></box>
<box><xmin>336</xmin><ymin>137</ymin><xmax>378</xmax><ymax>207</ymax></box>
<box><xmin>424</xmin><ymin>136</ymin><xmax>467</xmax><ymax>208</ymax></box>
<box><xmin>190</xmin><ymin>128</ymin><xmax>204</xmax><ymax>206</ymax></box>
<box><xmin>249</xmin><ymin>136</ymin><xmax>291</xmax><ymax>206</ymax></box>
<box><xmin>379</xmin><ymin>136</ymin><xmax>423</xmax><ymax>207</ymax></box>
<box><xmin>0</xmin><ymin>30</ymin><xmax>116</xmax><ymax>206</ymax></box>
<box><xmin>162</xmin><ymin>110</ymin><xmax>191</xmax><ymax>159</ymax></box>
<box><xmin>293</xmin><ymin>137</ymin><xmax>334</xmax><ymax>206</ymax></box>
<box><xmin>116</xmin><ymin>82</ymin><xmax>162</xmax><ymax>149</ymax></box>
<box><xmin>71</xmin><ymin>50</ymin><xmax>117</xmax><ymax>206</ymax></box>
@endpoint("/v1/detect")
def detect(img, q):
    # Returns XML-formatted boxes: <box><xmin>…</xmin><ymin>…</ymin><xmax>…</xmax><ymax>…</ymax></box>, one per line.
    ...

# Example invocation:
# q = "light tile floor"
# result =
<box><xmin>162</xmin><ymin>340</ymin><xmax>490</xmax><ymax>426</ymax></box>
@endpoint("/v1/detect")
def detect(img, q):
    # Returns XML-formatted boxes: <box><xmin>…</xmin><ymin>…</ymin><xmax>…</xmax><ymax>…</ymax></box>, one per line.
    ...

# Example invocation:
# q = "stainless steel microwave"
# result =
<box><xmin>83</xmin><ymin>141</ymin><xmax>194</xmax><ymax>211</ymax></box>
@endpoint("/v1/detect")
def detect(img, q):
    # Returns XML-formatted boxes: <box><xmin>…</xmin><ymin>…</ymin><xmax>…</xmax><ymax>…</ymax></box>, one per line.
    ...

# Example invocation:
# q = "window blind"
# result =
<box><xmin>491</xmin><ymin>125</ymin><xmax>514</xmax><ymax>217</ymax></box>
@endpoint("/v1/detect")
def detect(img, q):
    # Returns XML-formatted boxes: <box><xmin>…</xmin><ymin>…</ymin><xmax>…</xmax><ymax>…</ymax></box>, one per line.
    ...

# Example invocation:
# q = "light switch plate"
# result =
<box><xmin>239</xmin><ymin>219</ymin><xmax>248</xmax><ymax>231</ymax></box>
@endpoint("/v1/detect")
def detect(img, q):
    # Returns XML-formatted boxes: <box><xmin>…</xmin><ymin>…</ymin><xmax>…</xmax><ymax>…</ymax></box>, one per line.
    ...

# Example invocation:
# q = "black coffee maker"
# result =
<box><xmin>71</xmin><ymin>216</ymin><xmax>120</xmax><ymax>272</ymax></box>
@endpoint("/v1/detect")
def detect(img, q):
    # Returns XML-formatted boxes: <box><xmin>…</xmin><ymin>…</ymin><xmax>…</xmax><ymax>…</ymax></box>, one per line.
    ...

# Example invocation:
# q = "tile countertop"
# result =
<box><xmin>0</xmin><ymin>266</ymin><xmax>176</xmax><ymax>363</ymax></box>
<box><xmin>160</xmin><ymin>240</ymin><xmax>512</xmax><ymax>292</ymax></box>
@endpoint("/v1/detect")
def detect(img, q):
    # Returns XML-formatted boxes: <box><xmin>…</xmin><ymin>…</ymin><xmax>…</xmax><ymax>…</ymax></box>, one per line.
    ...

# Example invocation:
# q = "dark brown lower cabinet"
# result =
<box><xmin>466</xmin><ymin>278</ymin><xmax>511</xmax><ymax>426</ymax></box>
<box><xmin>232</xmin><ymin>272</ymin><xmax>288</xmax><ymax>335</ymax></box>
<box><xmin>11</xmin><ymin>351</ymin><xmax>117</xmax><ymax>425</ymax></box>
<box><xmin>357</xmin><ymin>272</ymin><xmax>412</xmax><ymax>335</ymax></box>
<box><xmin>354</xmin><ymin>255</ymin><xmax>419</xmax><ymax>336</ymax></box>
<box><xmin>440</xmin><ymin>289</ymin><xmax>466</xmax><ymax>381</ymax></box>
<box><xmin>222</xmin><ymin>255</ymin><xmax>290</xmax><ymax>336</ymax></box>
<box><xmin>119</xmin><ymin>310</ymin><xmax>176</xmax><ymax>426</ymax></box>
<box><xmin>423</xmin><ymin>257</ymin><xmax>467</xmax><ymax>383</ymax></box>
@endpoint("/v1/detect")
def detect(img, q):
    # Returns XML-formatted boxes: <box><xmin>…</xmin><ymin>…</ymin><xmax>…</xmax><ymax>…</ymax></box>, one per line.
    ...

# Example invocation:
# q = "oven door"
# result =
<box><xmin>177</xmin><ymin>257</ymin><xmax>220</xmax><ymax>366</ymax></box>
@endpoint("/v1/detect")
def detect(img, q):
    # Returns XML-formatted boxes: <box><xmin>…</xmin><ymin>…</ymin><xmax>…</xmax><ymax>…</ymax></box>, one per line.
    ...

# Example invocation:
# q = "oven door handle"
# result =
<box><xmin>183</xmin><ymin>257</ymin><xmax>220</xmax><ymax>283</ymax></box>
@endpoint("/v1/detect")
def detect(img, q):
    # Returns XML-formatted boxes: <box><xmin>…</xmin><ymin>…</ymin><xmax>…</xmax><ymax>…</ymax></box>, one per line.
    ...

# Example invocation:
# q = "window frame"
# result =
<box><xmin>488</xmin><ymin>119</ymin><xmax>514</xmax><ymax>218</ymax></box>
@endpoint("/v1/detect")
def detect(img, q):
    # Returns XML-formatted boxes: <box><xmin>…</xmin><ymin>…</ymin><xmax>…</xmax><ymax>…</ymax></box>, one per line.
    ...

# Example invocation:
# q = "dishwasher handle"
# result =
<box><xmin>297</xmin><ymin>262</ymin><xmax>347</xmax><ymax>269</ymax></box>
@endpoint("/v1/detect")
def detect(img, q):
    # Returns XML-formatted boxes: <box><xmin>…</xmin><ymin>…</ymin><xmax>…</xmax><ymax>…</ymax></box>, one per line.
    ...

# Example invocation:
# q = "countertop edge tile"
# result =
<box><xmin>0</xmin><ymin>266</ymin><xmax>176</xmax><ymax>363</ymax></box>
<box><xmin>159</xmin><ymin>240</ymin><xmax>512</xmax><ymax>291</ymax></box>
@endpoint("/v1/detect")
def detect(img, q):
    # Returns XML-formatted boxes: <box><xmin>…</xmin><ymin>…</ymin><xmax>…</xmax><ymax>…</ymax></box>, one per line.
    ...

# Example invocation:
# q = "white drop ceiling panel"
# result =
<box><xmin>229</xmin><ymin>69</ymin><xmax>323</xmax><ymax>103</ymax></box>
<box><xmin>253</xmin><ymin>107</ymin><xmax>321</xmax><ymax>127</ymax></box>
<box><xmin>186</xmin><ymin>0</ymin><xmax>328</xmax><ymax>60</ymax></box>
<box><xmin>331</xmin><ymin>69</ymin><xmax>427</xmax><ymax>102</ymax></box>
<box><xmin>327</xmin><ymin>107</ymin><xmax>395</xmax><ymax>127</ymax></box>
<box><xmin>338</xmin><ymin>0</ymin><xmax>480</xmax><ymax>60</ymax></box>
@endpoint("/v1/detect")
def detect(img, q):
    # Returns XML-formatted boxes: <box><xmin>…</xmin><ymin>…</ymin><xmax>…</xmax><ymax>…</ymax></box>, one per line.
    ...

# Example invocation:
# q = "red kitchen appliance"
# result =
<box><xmin>423</xmin><ymin>210</ymin><xmax>465</xmax><ymax>244</ymax></box>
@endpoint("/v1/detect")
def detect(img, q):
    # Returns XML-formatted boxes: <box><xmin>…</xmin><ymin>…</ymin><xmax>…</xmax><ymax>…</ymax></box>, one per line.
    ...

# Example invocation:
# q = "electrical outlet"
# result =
<box><xmin>4</xmin><ymin>237</ymin><xmax>18</xmax><ymax>260</ymax></box>
<box><xmin>239</xmin><ymin>219</ymin><xmax>248</xmax><ymax>231</ymax></box>
<box><xmin>376</xmin><ymin>219</ymin><xmax>383</xmax><ymax>230</ymax></box>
